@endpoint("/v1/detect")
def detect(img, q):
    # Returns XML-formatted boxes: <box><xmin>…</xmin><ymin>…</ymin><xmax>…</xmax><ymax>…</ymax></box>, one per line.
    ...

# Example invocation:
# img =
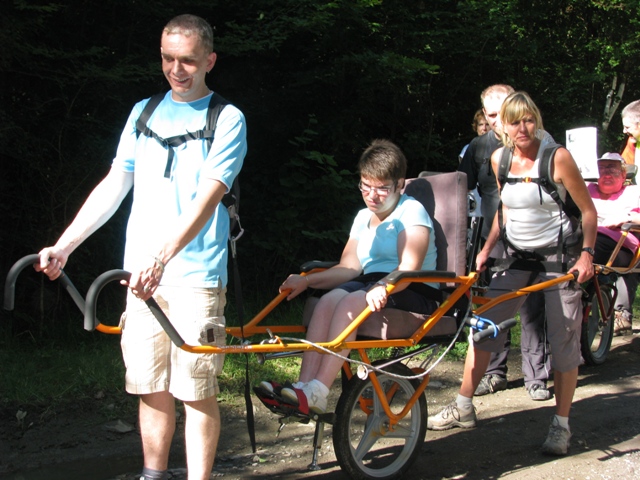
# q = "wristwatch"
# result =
<box><xmin>581</xmin><ymin>247</ymin><xmax>595</xmax><ymax>256</ymax></box>
<box><xmin>375</xmin><ymin>280</ymin><xmax>388</xmax><ymax>288</ymax></box>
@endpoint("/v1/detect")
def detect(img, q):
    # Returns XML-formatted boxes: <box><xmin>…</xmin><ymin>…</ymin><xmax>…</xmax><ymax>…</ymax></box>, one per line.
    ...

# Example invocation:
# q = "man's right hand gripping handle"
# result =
<box><xmin>35</xmin><ymin>247</ymin><xmax>70</xmax><ymax>281</ymax></box>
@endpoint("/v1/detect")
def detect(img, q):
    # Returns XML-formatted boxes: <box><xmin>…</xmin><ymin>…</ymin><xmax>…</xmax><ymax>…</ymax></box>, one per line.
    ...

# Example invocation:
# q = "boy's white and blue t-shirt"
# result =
<box><xmin>349</xmin><ymin>194</ymin><xmax>437</xmax><ymax>286</ymax></box>
<box><xmin>111</xmin><ymin>91</ymin><xmax>247</xmax><ymax>289</ymax></box>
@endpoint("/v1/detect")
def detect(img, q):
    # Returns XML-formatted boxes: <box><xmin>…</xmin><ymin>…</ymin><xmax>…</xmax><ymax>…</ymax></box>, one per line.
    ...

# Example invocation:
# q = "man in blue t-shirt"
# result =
<box><xmin>36</xmin><ymin>14</ymin><xmax>247</xmax><ymax>480</ymax></box>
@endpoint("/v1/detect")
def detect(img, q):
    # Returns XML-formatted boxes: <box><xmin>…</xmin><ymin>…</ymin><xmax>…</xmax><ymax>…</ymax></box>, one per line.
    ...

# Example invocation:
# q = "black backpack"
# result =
<box><xmin>135</xmin><ymin>92</ymin><xmax>242</xmax><ymax>241</ymax></box>
<box><xmin>497</xmin><ymin>143</ymin><xmax>582</xmax><ymax>269</ymax></box>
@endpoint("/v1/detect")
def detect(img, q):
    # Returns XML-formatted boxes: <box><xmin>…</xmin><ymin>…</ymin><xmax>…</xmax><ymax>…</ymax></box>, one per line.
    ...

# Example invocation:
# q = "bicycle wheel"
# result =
<box><xmin>581</xmin><ymin>284</ymin><xmax>614</xmax><ymax>365</ymax></box>
<box><xmin>333</xmin><ymin>362</ymin><xmax>427</xmax><ymax>480</ymax></box>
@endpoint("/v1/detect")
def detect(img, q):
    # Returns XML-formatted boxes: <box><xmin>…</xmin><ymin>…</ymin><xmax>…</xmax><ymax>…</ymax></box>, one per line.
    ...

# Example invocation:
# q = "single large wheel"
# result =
<box><xmin>581</xmin><ymin>284</ymin><xmax>614</xmax><ymax>365</ymax></box>
<box><xmin>333</xmin><ymin>362</ymin><xmax>427</xmax><ymax>480</ymax></box>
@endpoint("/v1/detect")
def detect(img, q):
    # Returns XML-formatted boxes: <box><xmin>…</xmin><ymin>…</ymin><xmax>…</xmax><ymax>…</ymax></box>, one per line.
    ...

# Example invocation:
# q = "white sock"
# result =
<box><xmin>554</xmin><ymin>414</ymin><xmax>570</xmax><ymax>431</ymax></box>
<box><xmin>309</xmin><ymin>379</ymin><xmax>330</xmax><ymax>398</ymax></box>
<box><xmin>456</xmin><ymin>394</ymin><xmax>473</xmax><ymax>409</ymax></box>
<box><xmin>292</xmin><ymin>381</ymin><xmax>305</xmax><ymax>389</ymax></box>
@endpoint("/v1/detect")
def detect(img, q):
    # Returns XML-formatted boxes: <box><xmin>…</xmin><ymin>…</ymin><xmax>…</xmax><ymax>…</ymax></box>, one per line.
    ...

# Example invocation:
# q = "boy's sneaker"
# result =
<box><xmin>613</xmin><ymin>310</ymin><xmax>633</xmax><ymax>336</ymax></box>
<box><xmin>474</xmin><ymin>374</ymin><xmax>507</xmax><ymax>396</ymax></box>
<box><xmin>527</xmin><ymin>384</ymin><xmax>552</xmax><ymax>401</ymax></box>
<box><xmin>541</xmin><ymin>416</ymin><xmax>571</xmax><ymax>455</ymax></box>
<box><xmin>427</xmin><ymin>402</ymin><xmax>477</xmax><ymax>430</ymax></box>
<box><xmin>281</xmin><ymin>381</ymin><xmax>327</xmax><ymax>414</ymax></box>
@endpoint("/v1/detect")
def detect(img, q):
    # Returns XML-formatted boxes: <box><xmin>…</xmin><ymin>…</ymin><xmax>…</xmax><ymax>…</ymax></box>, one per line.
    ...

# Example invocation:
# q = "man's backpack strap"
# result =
<box><xmin>205</xmin><ymin>92</ymin><xmax>228</xmax><ymax>151</ymax></box>
<box><xmin>135</xmin><ymin>93</ymin><xmax>165</xmax><ymax>140</ymax></box>
<box><xmin>201</xmin><ymin>94</ymin><xmax>242</xmax><ymax>242</ymax></box>
<box><xmin>479</xmin><ymin>133</ymin><xmax>496</xmax><ymax>177</ymax></box>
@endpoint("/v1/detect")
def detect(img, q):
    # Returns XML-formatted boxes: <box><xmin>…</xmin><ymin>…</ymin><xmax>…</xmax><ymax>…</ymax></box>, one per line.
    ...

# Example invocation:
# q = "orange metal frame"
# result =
<box><xmin>597</xmin><ymin>223</ymin><xmax>640</xmax><ymax>275</ymax></box>
<box><xmin>90</xmin><ymin>269</ymin><xmax>583</xmax><ymax>429</ymax></box>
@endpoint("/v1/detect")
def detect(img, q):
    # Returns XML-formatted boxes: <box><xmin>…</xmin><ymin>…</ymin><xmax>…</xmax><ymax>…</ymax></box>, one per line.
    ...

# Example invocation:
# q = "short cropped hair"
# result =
<box><xmin>622</xmin><ymin>100</ymin><xmax>640</xmax><ymax>124</ymax></box>
<box><xmin>358</xmin><ymin>139</ymin><xmax>407</xmax><ymax>183</ymax></box>
<box><xmin>163</xmin><ymin>14</ymin><xmax>214</xmax><ymax>53</ymax></box>
<box><xmin>500</xmin><ymin>91</ymin><xmax>544</xmax><ymax>148</ymax></box>
<box><xmin>481</xmin><ymin>84</ymin><xmax>515</xmax><ymax>106</ymax></box>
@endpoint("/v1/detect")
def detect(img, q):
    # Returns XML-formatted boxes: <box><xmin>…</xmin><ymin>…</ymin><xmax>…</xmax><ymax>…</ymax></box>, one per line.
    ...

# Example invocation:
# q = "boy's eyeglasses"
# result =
<box><xmin>358</xmin><ymin>181</ymin><xmax>396</xmax><ymax>196</ymax></box>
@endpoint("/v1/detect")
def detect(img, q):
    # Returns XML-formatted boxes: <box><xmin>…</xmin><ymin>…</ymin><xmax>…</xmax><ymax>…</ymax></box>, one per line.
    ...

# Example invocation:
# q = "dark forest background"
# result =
<box><xmin>2</xmin><ymin>0</ymin><xmax>640</xmax><ymax>341</ymax></box>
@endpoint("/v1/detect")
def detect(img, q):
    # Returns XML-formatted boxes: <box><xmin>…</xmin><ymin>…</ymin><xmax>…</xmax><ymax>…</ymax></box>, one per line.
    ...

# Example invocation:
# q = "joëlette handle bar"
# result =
<box><xmin>4</xmin><ymin>254</ymin><xmax>88</xmax><ymax>320</ymax></box>
<box><xmin>467</xmin><ymin>271</ymin><xmax>578</xmax><ymax>342</ymax></box>
<box><xmin>473</xmin><ymin>271</ymin><xmax>578</xmax><ymax>316</ymax></box>
<box><xmin>84</xmin><ymin>270</ymin><xmax>184</xmax><ymax>345</ymax></box>
<box><xmin>85</xmin><ymin>268</ymin><xmax>470</xmax><ymax>354</ymax></box>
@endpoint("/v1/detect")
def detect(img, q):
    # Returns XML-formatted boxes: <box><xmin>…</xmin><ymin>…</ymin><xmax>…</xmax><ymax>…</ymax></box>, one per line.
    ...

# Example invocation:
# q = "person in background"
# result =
<box><xmin>430</xmin><ymin>91</ymin><xmax>597</xmax><ymax>457</ymax></box>
<box><xmin>35</xmin><ymin>14</ymin><xmax>247</xmax><ymax>480</ymax></box>
<box><xmin>622</xmin><ymin>100</ymin><xmax>640</xmax><ymax>167</ymax></box>
<box><xmin>461</xmin><ymin>109</ymin><xmax>490</xmax><ymax>217</ymax></box>
<box><xmin>258</xmin><ymin>139</ymin><xmax>439</xmax><ymax>415</ymax></box>
<box><xmin>459</xmin><ymin>108</ymin><xmax>490</xmax><ymax>163</ymax></box>
<box><xmin>589</xmin><ymin>152</ymin><xmax>640</xmax><ymax>335</ymax></box>
<box><xmin>620</xmin><ymin>135</ymin><xmax>635</xmax><ymax>167</ymax></box>
<box><xmin>459</xmin><ymin>84</ymin><xmax>552</xmax><ymax>401</ymax></box>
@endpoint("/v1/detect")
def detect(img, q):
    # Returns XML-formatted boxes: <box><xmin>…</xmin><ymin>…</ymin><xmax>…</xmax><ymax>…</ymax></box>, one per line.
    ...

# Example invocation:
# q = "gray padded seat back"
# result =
<box><xmin>405</xmin><ymin>172</ymin><xmax>468</xmax><ymax>281</ymax></box>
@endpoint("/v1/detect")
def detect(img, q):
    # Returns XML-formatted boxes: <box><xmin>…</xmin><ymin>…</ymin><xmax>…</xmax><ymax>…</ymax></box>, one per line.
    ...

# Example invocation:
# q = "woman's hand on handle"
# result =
<box><xmin>475</xmin><ymin>249</ymin><xmax>491</xmax><ymax>273</ymax></box>
<box><xmin>570</xmin><ymin>251</ymin><xmax>594</xmax><ymax>283</ymax></box>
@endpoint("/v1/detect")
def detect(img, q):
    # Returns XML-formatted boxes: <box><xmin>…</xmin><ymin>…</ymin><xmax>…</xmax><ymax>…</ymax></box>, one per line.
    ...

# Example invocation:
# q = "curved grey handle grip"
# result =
<box><xmin>84</xmin><ymin>270</ymin><xmax>130</xmax><ymax>331</ymax></box>
<box><xmin>84</xmin><ymin>269</ymin><xmax>184</xmax><ymax>346</ymax></box>
<box><xmin>4</xmin><ymin>254</ymin><xmax>85</xmax><ymax>316</ymax></box>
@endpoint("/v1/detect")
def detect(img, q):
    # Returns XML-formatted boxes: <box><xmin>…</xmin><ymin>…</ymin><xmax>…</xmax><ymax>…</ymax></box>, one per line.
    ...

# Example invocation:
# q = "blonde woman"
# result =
<box><xmin>429</xmin><ymin>92</ymin><xmax>597</xmax><ymax>456</ymax></box>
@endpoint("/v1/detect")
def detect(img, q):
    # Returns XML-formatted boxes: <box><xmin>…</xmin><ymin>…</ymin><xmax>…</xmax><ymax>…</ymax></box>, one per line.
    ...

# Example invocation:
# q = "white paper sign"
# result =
<box><xmin>566</xmin><ymin>127</ymin><xmax>598</xmax><ymax>179</ymax></box>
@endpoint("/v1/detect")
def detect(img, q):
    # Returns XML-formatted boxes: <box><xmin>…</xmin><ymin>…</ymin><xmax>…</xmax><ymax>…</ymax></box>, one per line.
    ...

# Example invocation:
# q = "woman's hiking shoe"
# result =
<box><xmin>541</xmin><ymin>416</ymin><xmax>571</xmax><ymax>455</ymax></box>
<box><xmin>474</xmin><ymin>374</ymin><xmax>507</xmax><ymax>396</ymax></box>
<box><xmin>527</xmin><ymin>384</ymin><xmax>552</xmax><ymax>401</ymax></box>
<box><xmin>613</xmin><ymin>310</ymin><xmax>633</xmax><ymax>336</ymax></box>
<box><xmin>427</xmin><ymin>402</ymin><xmax>477</xmax><ymax>430</ymax></box>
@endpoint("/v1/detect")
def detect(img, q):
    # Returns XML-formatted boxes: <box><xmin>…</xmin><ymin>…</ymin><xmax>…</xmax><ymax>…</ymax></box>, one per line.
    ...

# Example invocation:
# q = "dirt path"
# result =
<box><xmin>1</xmin><ymin>332</ymin><xmax>639</xmax><ymax>480</ymax></box>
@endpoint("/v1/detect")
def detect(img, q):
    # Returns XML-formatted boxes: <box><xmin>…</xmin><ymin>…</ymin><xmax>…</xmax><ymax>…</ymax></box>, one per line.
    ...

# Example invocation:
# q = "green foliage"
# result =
<box><xmin>241</xmin><ymin>116</ymin><xmax>358</xmax><ymax>289</ymax></box>
<box><xmin>0</xmin><ymin>336</ymin><xmax>126</xmax><ymax>405</ymax></box>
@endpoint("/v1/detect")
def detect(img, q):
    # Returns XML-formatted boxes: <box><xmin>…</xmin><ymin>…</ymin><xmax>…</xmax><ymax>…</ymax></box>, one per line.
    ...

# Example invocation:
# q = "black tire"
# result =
<box><xmin>581</xmin><ymin>284</ymin><xmax>614</xmax><ymax>366</ymax></box>
<box><xmin>333</xmin><ymin>362</ymin><xmax>427</xmax><ymax>480</ymax></box>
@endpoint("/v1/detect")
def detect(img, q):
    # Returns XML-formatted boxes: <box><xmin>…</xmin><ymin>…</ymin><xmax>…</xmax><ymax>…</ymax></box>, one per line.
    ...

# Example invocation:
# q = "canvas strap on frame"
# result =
<box><xmin>230</xmin><ymin>231</ymin><xmax>256</xmax><ymax>453</ymax></box>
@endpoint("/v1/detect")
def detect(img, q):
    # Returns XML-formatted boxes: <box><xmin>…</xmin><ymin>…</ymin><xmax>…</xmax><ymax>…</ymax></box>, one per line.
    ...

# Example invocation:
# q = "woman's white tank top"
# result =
<box><xmin>501</xmin><ymin>140</ymin><xmax>573</xmax><ymax>250</ymax></box>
